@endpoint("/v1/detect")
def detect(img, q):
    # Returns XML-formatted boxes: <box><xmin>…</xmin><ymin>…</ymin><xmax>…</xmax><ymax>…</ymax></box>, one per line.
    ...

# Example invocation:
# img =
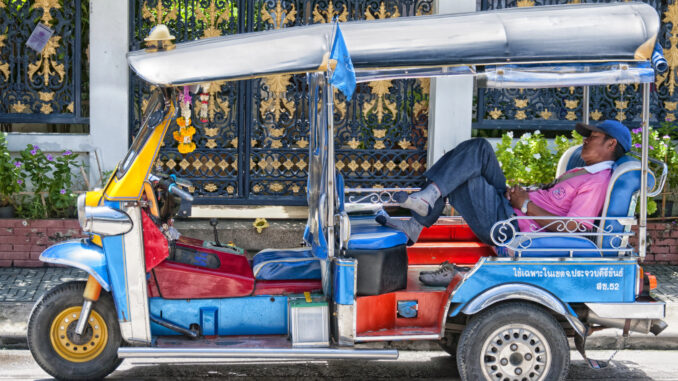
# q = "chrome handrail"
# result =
<box><xmin>628</xmin><ymin>151</ymin><xmax>669</xmax><ymax>197</ymax></box>
<box><xmin>490</xmin><ymin>216</ymin><xmax>637</xmax><ymax>257</ymax></box>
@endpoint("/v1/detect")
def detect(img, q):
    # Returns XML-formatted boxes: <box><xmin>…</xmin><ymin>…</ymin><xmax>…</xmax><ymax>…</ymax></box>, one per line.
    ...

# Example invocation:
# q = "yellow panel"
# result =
<box><xmin>85</xmin><ymin>189</ymin><xmax>104</xmax><ymax>207</ymax></box>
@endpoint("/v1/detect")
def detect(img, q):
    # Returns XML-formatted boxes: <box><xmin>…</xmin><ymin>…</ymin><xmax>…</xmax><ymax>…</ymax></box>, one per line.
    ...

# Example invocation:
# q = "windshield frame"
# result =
<box><xmin>116</xmin><ymin>89</ymin><xmax>169</xmax><ymax>179</ymax></box>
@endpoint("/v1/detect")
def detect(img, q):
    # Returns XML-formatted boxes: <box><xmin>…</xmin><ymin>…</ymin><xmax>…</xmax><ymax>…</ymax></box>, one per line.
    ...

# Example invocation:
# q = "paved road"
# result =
<box><xmin>2</xmin><ymin>350</ymin><xmax>678</xmax><ymax>380</ymax></box>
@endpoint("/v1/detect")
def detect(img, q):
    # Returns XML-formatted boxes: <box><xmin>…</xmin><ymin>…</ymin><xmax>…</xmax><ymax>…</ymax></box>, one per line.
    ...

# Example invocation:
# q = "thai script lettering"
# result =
<box><xmin>512</xmin><ymin>266</ymin><xmax>624</xmax><ymax>279</ymax></box>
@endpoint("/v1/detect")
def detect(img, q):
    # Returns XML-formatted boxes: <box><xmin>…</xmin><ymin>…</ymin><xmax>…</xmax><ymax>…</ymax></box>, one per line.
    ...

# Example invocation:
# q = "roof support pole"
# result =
<box><xmin>325</xmin><ymin>73</ymin><xmax>335</xmax><ymax>261</ymax></box>
<box><xmin>582</xmin><ymin>86</ymin><xmax>590</xmax><ymax>124</ymax></box>
<box><xmin>428</xmin><ymin>0</ymin><xmax>476</xmax><ymax>164</ymax></box>
<box><xmin>639</xmin><ymin>82</ymin><xmax>650</xmax><ymax>260</ymax></box>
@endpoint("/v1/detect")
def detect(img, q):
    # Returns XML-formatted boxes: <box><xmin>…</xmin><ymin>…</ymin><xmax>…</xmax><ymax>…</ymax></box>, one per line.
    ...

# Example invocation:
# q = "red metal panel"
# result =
<box><xmin>418</xmin><ymin>223</ymin><xmax>481</xmax><ymax>242</ymax></box>
<box><xmin>407</xmin><ymin>242</ymin><xmax>494</xmax><ymax>265</ymax></box>
<box><xmin>356</xmin><ymin>293</ymin><xmax>396</xmax><ymax>333</ymax></box>
<box><xmin>394</xmin><ymin>291</ymin><xmax>447</xmax><ymax>328</ymax></box>
<box><xmin>141</xmin><ymin>210</ymin><xmax>169</xmax><ymax>272</ymax></box>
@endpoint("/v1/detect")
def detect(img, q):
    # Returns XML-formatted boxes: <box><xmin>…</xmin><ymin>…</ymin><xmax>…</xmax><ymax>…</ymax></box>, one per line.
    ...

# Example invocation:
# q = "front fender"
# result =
<box><xmin>40</xmin><ymin>239</ymin><xmax>110</xmax><ymax>291</ymax></box>
<box><xmin>457</xmin><ymin>283</ymin><xmax>586</xmax><ymax>337</ymax></box>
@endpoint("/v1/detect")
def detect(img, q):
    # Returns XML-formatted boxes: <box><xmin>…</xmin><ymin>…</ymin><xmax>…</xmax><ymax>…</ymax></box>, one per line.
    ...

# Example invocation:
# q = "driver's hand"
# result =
<box><xmin>507</xmin><ymin>185</ymin><xmax>529</xmax><ymax>209</ymax></box>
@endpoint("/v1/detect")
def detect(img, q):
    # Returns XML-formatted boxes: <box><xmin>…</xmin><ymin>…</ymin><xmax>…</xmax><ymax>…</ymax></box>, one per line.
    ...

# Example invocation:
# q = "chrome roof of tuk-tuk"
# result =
<box><xmin>127</xmin><ymin>2</ymin><xmax>659</xmax><ymax>87</ymax></box>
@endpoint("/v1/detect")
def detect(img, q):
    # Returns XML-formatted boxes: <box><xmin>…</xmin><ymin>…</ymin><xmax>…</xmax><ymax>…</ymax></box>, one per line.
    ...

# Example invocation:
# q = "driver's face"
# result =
<box><xmin>581</xmin><ymin>131</ymin><xmax>615</xmax><ymax>165</ymax></box>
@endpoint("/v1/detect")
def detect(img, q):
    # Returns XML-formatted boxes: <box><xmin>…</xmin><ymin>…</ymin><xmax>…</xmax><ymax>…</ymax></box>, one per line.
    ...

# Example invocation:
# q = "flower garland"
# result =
<box><xmin>198</xmin><ymin>83</ymin><xmax>210</xmax><ymax>123</ymax></box>
<box><xmin>174</xmin><ymin>86</ymin><xmax>196</xmax><ymax>154</ymax></box>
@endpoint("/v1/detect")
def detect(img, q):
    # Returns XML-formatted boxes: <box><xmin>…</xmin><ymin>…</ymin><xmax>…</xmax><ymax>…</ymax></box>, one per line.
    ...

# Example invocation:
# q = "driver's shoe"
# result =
<box><xmin>419</xmin><ymin>261</ymin><xmax>459</xmax><ymax>287</ymax></box>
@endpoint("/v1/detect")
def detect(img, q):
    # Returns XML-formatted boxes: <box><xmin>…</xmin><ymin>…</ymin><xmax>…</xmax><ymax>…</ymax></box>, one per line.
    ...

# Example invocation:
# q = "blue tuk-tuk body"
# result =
<box><xmin>28</xmin><ymin>3</ymin><xmax>668</xmax><ymax>381</ymax></box>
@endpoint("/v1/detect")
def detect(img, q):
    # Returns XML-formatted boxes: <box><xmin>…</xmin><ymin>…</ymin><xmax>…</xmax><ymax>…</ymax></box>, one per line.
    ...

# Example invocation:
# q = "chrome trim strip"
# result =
<box><xmin>484</xmin><ymin>257</ymin><xmax>637</xmax><ymax>263</ymax></box>
<box><xmin>119</xmin><ymin>347</ymin><xmax>399</xmax><ymax>360</ymax></box>
<box><xmin>355</xmin><ymin>334</ymin><xmax>440</xmax><ymax>342</ymax></box>
<box><xmin>461</xmin><ymin>283</ymin><xmax>586</xmax><ymax>337</ymax></box>
<box><xmin>639</xmin><ymin>82</ymin><xmax>650</xmax><ymax>259</ymax></box>
<box><xmin>585</xmin><ymin>302</ymin><xmax>666</xmax><ymax>319</ymax></box>
<box><xmin>120</xmin><ymin>205</ymin><xmax>151</xmax><ymax>345</ymax></box>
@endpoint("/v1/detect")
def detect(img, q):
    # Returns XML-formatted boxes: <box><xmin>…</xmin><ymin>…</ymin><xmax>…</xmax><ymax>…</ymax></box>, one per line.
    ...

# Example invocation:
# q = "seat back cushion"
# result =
<box><xmin>599</xmin><ymin>156</ymin><xmax>655</xmax><ymax>250</ymax></box>
<box><xmin>509</xmin><ymin>236</ymin><xmax>601</xmax><ymax>257</ymax></box>
<box><xmin>556</xmin><ymin>145</ymin><xmax>584</xmax><ymax>176</ymax></box>
<box><xmin>252</xmin><ymin>248</ymin><xmax>321</xmax><ymax>280</ymax></box>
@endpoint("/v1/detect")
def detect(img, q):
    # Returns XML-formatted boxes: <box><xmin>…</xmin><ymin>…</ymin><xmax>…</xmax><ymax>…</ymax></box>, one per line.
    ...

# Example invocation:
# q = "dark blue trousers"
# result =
<box><xmin>413</xmin><ymin>139</ymin><xmax>515</xmax><ymax>245</ymax></box>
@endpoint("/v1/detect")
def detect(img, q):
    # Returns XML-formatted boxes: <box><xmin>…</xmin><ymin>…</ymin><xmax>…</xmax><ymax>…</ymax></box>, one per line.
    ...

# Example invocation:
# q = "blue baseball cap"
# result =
<box><xmin>575</xmin><ymin>120</ymin><xmax>631</xmax><ymax>153</ymax></box>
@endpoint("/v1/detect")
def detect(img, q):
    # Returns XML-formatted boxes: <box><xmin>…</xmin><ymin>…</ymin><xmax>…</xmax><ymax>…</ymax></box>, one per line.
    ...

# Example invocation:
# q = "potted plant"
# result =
<box><xmin>17</xmin><ymin>145</ymin><xmax>79</xmax><ymax>219</ymax></box>
<box><xmin>0</xmin><ymin>133</ymin><xmax>24</xmax><ymax>218</ymax></box>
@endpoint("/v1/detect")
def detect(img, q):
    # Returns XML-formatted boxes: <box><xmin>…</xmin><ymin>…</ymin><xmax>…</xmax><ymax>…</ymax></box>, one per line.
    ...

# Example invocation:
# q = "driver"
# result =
<box><xmin>376</xmin><ymin>120</ymin><xmax>631</xmax><ymax>286</ymax></box>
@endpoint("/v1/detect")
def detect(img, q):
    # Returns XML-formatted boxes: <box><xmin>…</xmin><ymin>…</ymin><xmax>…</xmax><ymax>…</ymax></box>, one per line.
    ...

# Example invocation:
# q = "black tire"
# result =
<box><xmin>456</xmin><ymin>302</ymin><xmax>570</xmax><ymax>381</ymax></box>
<box><xmin>28</xmin><ymin>281</ymin><xmax>122</xmax><ymax>380</ymax></box>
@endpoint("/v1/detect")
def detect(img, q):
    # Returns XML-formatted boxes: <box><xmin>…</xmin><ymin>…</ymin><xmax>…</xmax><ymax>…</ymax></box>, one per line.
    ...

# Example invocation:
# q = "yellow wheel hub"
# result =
<box><xmin>49</xmin><ymin>306</ymin><xmax>108</xmax><ymax>363</ymax></box>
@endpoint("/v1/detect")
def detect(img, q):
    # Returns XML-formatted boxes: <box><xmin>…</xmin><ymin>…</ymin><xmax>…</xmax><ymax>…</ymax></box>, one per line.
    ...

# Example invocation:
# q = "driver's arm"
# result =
<box><xmin>506</xmin><ymin>185</ymin><xmax>578</xmax><ymax>232</ymax></box>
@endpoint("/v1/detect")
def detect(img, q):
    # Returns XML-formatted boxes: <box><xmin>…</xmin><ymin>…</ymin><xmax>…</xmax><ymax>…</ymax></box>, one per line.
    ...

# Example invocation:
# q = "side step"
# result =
<box><xmin>119</xmin><ymin>347</ymin><xmax>399</xmax><ymax>361</ymax></box>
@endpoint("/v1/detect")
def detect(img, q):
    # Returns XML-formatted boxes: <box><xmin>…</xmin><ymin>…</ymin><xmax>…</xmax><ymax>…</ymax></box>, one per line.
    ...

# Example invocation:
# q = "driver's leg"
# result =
<box><xmin>396</xmin><ymin>139</ymin><xmax>507</xmax><ymax>217</ymax></box>
<box><xmin>448</xmin><ymin>176</ymin><xmax>515</xmax><ymax>246</ymax></box>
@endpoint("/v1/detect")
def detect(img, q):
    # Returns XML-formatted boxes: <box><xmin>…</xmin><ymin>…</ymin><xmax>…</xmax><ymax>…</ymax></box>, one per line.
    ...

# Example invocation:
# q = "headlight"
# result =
<box><xmin>82</xmin><ymin>206</ymin><xmax>133</xmax><ymax>236</ymax></box>
<box><xmin>77</xmin><ymin>194</ymin><xmax>86</xmax><ymax>229</ymax></box>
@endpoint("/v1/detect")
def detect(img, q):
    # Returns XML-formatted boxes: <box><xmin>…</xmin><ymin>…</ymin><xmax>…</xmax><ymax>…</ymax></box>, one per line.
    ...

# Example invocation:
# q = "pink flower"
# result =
<box><xmin>17</xmin><ymin>179</ymin><xmax>23</xmax><ymax>185</ymax></box>
<box><xmin>634</xmin><ymin>143</ymin><xmax>642</xmax><ymax>148</ymax></box>
<box><xmin>14</xmin><ymin>161</ymin><xmax>21</xmax><ymax>168</ymax></box>
<box><xmin>632</xmin><ymin>128</ymin><xmax>642</xmax><ymax>134</ymax></box>
<box><xmin>46</xmin><ymin>154</ymin><xmax>54</xmax><ymax>161</ymax></box>
<box><xmin>60</xmin><ymin>189</ymin><xmax>66</xmax><ymax>194</ymax></box>
<box><xmin>30</xmin><ymin>149</ymin><xmax>37</xmax><ymax>155</ymax></box>
<box><xmin>62</xmin><ymin>150</ymin><xmax>72</xmax><ymax>156</ymax></box>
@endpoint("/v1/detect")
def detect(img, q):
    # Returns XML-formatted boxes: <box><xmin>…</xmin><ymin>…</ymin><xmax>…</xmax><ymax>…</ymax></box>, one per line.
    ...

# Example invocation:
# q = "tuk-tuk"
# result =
<box><xmin>27</xmin><ymin>3</ymin><xmax>669</xmax><ymax>380</ymax></box>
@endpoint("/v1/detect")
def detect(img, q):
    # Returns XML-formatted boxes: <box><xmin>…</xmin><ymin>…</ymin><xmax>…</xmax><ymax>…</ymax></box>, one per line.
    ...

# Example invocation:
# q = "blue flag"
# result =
<box><xmin>329</xmin><ymin>24</ymin><xmax>356</xmax><ymax>101</ymax></box>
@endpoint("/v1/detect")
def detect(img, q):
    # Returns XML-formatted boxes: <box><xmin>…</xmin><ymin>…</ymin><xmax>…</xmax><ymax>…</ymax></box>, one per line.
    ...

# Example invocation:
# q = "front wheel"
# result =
<box><xmin>456</xmin><ymin>302</ymin><xmax>570</xmax><ymax>381</ymax></box>
<box><xmin>28</xmin><ymin>281</ymin><xmax>122</xmax><ymax>380</ymax></box>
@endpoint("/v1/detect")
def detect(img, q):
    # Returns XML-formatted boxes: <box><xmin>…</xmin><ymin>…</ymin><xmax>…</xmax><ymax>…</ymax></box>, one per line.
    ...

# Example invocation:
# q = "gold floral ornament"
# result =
<box><xmin>253</xmin><ymin>218</ymin><xmax>269</xmax><ymax>233</ymax></box>
<box><xmin>173</xmin><ymin>87</ymin><xmax>196</xmax><ymax>154</ymax></box>
<box><xmin>0</xmin><ymin>35</ymin><xmax>9</xmax><ymax>81</ymax></box>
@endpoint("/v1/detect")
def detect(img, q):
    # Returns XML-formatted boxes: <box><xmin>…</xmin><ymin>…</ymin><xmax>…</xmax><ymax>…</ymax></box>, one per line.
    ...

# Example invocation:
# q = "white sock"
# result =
<box><xmin>394</xmin><ymin>183</ymin><xmax>441</xmax><ymax>216</ymax></box>
<box><xmin>376</xmin><ymin>213</ymin><xmax>424</xmax><ymax>244</ymax></box>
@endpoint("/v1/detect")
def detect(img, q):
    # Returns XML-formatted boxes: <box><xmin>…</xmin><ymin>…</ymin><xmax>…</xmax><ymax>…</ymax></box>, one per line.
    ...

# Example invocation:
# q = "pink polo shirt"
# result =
<box><xmin>513</xmin><ymin>165</ymin><xmax>612</xmax><ymax>232</ymax></box>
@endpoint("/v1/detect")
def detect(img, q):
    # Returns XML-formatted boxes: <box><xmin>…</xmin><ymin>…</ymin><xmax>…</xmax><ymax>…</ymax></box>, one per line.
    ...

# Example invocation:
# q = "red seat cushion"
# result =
<box><xmin>253</xmin><ymin>279</ymin><xmax>322</xmax><ymax>295</ymax></box>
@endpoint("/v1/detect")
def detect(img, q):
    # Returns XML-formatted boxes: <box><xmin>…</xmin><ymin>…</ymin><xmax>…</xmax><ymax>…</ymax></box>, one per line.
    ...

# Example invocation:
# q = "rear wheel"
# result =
<box><xmin>28</xmin><ymin>281</ymin><xmax>122</xmax><ymax>380</ymax></box>
<box><xmin>456</xmin><ymin>302</ymin><xmax>569</xmax><ymax>381</ymax></box>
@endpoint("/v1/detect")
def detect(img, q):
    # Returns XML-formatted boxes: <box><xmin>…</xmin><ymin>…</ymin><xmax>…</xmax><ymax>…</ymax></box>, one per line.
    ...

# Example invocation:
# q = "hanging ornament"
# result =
<box><xmin>174</xmin><ymin>86</ymin><xmax>196</xmax><ymax>154</ymax></box>
<box><xmin>199</xmin><ymin>83</ymin><xmax>210</xmax><ymax>123</ymax></box>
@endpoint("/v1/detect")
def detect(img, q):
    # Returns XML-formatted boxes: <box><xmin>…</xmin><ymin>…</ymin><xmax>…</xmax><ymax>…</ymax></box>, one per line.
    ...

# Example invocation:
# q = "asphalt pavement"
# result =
<box><xmin>1</xmin><ymin>266</ymin><xmax>677</xmax><ymax>350</ymax></box>
<box><xmin>2</xmin><ymin>349</ymin><xmax>678</xmax><ymax>380</ymax></box>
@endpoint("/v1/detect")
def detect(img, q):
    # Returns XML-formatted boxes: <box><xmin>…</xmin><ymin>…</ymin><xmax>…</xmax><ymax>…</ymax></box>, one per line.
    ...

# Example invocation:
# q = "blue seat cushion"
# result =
<box><xmin>348</xmin><ymin>216</ymin><xmax>408</xmax><ymax>250</ymax></box>
<box><xmin>251</xmin><ymin>247</ymin><xmax>321</xmax><ymax>280</ymax></box>
<box><xmin>505</xmin><ymin>236</ymin><xmax>609</xmax><ymax>257</ymax></box>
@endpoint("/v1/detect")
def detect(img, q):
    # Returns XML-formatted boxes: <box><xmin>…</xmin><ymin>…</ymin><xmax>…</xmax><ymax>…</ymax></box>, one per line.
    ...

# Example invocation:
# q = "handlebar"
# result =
<box><xmin>168</xmin><ymin>183</ymin><xmax>194</xmax><ymax>202</ymax></box>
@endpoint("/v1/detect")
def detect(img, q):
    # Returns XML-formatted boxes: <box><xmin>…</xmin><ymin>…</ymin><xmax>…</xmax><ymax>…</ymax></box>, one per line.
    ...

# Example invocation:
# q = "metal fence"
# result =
<box><xmin>475</xmin><ymin>0</ymin><xmax>673</xmax><ymax>131</ymax></box>
<box><xmin>130</xmin><ymin>0</ymin><xmax>432</xmax><ymax>206</ymax></box>
<box><xmin>0</xmin><ymin>0</ymin><xmax>88</xmax><ymax>125</ymax></box>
